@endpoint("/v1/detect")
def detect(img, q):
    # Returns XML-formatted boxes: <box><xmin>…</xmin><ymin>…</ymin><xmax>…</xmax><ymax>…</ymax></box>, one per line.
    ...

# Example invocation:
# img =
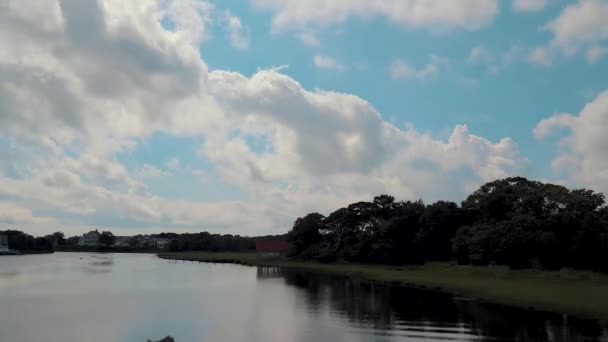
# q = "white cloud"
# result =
<box><xmin>467</xmin><ymin>44</ymin><xmax>561</xmax><ymax>71</ymax></box>
<box><xmin>535</xmin><ymin>90</ymin><xmax>608</xmax><ymax>193</ymax></box>
<box><xmin>528</xmin><ymin>46</ymin><xmax>553</xmax><ymax>66</ymax></box>
<box><xmin>0</xmin><ymin>0</ymin><xmax>527</xmax><ymax>236</ymax></box>
<box><xmin>0</xmin><ymin>202</ymin><xmax>55</xmax><ymax>224</ymax></box>
<box><xmin>140</xmin><ymin>164</ymin><xmax>170</xmax><ymax>178</ymax></box>
<box><xmin>513</xmin><ymin>0</ymin><xmax>547</xmax><ymax>12</ymax></box>
<box><xmin>224</xmin><ymin>10</ymin><xmax>250</xmax><ymax>50</ymax></box>
<box><xmin>496</xmin><ymin>45</ymin><xmax>526</xmax><ymax>71</ymax></box>
<box><xmin>543</xmin><ymin>0</ymin><xmax>608</xmax><ymax>54</ymax></box>
<box><xmin>467</xmin><ymin>45</ymin><xmax>532</xmax><ymax>73</ymax></box>
<box><xmin>164</xmin><ymin>0</ymin><xmax>214</xmax><ymax>45</ymax></box>
<box><xmin>586</xmin><ymin>45</ymin><xmax>608</xmax><ymax>63</ymax></box>
<box><xmin>250</xmin><ymin>0</ymin><xmax>499</xmax><ymax>33</ymax></box>
<box><xmin>208</xmin><ymin>68</ymin><xmax>526</xmax><ymax>204</ymax></box>
<box><xmin>297</xmin><ymin>32</ymin><xmax>320</xmax><ymax>47</ymax></box>
<box><xmin>66</xmin><ymin>154</ymin><xmax>137</xmax><ymax>186</ymax></box>
<box><xmin>527</xmin><ymin>0</ymin><xmax>608</xmax><ymax>65</ymax></box>
<box><xmin>390</xmin><ymin>55</ymin><xmax>449</xmax><ymax>80</ymax></box>
<box><xmin>313</xmin><ymin>55</ymin><xmax>347</xmax><ymax>72</ymax></box>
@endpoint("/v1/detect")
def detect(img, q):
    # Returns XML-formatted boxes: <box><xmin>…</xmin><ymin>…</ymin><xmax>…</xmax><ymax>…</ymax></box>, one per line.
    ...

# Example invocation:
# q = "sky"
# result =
<box><xmin>0</xmin><ymin>0</ymin><xmax>607</xmax><ymax>237</ymax></box>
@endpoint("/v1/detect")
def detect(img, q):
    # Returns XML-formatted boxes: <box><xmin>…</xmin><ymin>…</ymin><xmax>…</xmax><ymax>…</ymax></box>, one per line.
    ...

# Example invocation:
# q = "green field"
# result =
<box><xmin>158</xmin><ymin>251</ymin><xmax>608</xmax><ymax>325</ymax></box>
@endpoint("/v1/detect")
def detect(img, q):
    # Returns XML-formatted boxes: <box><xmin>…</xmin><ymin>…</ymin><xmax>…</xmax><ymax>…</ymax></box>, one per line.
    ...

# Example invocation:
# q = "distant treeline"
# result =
<box><xmin>0</xmin><ymin>230</ymin><xmax>55</xmax><ymax>253</ymax></box>
<box><xmin>3</xmin><ymin>230</ymin><xmax>279</xmax><ymax>254</ymax></box>
<box><xmin>160</xmin><ymin>232</ymin><xmax>287</xmax><ymax>252</ymax></box>
<box><xmin>158</xmin><ymin>232</ymin><xmax>257</xmax><ymax>252</ymax></box>
<box><xmin>287</xmin><ymin>177</ymin><xmax>608</xmax><ymax>272</ymax></box>
<box><xmin>58</xmin><ymin>232</ymin><xmax>282</xmax><ymax>253</ymax></box>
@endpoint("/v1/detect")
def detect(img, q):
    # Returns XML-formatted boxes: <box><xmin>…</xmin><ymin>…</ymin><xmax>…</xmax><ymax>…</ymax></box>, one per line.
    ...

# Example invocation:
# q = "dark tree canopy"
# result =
<box><xmin>58</xmin><ymin>231</ymin><xmax>271</xmax><ymax>253</ymax></box>
<box><xmin>166</xmin><ymin>232</ymin><xmax>259</xmax><ymax>252</ymax></box>
<box><xmin>98</xmin><ymin>231</ymin><xmax>116</xmax><ymax>246</ymax></box>
<box><xmin>288</xmin><ymin>213</ymin><xmax>324</xmax><ymax>258</ymax></box>
<box><xmin>0</xmin><ymin>230</ymin><xmax>54</xmax><ymax>253</ymax></box>
<box><xmin>287</xmin><ymin>177</ymin><xmax>608</xmax><ymax>272</ymax></box>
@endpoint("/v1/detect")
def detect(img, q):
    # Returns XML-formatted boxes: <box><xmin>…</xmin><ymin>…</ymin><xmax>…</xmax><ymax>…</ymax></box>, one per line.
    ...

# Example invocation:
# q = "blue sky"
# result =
<box><xmin>1</xmin><ymin>0</ymin><xmax>607</xmax><ymax>236</ymax></box>
<box><xmin>136</xmin><ymin>0</ymin><xmax>607</xmax><ymax>200</ymax></box>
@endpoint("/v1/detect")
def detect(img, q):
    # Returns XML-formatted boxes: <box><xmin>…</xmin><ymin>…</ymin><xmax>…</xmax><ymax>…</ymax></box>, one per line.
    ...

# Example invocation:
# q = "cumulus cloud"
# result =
<box><xmin>535</xmin><ymin>90</ymin><xmax>608</xmax><ymax>193</ymax></box>
<box><xmin>207</xmin><ymin>68</ymin><xmax>526</xmax><ymax>206</ymax></box>
<box><xmin>313</xmin><ymin>55</ymin><xmax>347</xmax><ymax>71</ymax></box>
<box><xmin>164</xmin><ymin>0</ymin><xmax>213</xmax><ymax>45</ymax></box>
<box><xmin>0</xmin><ymin>0</ymin><xmax>527</xmax><ymax>236</ymax></box>
<box><xmin>250</xmin><ymin>0</ymin><xmax>499</xmax><ymax>33</ymax></box>
<box><xmin>513</xmin><ymin>0</ymin><xmax>547</xmax><ymax>12</ymax></box>
<box><xmin>541</xmin><ymin>0</ymin><xmax>608</xmax><ymax>60</ymax></box>
<box><xmin>390</xmin><ymin>55</ymin><xmax>449</xmax><ymax>80</ymax></box>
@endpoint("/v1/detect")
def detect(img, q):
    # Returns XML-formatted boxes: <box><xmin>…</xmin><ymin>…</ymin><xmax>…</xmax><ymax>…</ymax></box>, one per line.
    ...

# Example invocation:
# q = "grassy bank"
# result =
<box><xmin>158</xmin><ymin>251</ymin><xmax>608</xmax><ymax>325</ymax></box>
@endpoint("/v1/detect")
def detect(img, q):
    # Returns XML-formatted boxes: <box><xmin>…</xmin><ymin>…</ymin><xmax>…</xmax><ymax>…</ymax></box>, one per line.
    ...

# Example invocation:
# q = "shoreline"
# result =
<box><xmin>158</xmin><ymin>251</ymin><xmax>608</xmax><ymax>326</ymax></box>
<box><xmin>0</xmin><ymin>250</ymin><xmax>54</xmax><ymax>256</ymax></box>
<box><xmin>55</xmin><ymin>248</ymin><xmax>159</xmax><ymax>254</ymax></box>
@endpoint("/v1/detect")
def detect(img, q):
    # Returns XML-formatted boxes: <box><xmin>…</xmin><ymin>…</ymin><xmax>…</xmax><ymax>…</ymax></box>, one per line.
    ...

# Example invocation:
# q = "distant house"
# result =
<box><xmin>255</xmin><ymin>240</ymin><xmax>289</xmax><ymax>257</ymax></box>
<box><xmin>79</xmin><ymin>230</ymin><xmax>100</xmax><ymax>247</ymax></box>
<box><xmin>0</xmin><ymin>234</ymin><xmax>8</xmax><ymax>252</ymax></box>
<box><xmin>140</xmin><ymin>236</ymin><xmax>155</xmax><ymax>248</ymax></box>
<box><xmin>137</xmin><ymin>236</ymin><xmax>170</xmax><ymax>249</ymax></box>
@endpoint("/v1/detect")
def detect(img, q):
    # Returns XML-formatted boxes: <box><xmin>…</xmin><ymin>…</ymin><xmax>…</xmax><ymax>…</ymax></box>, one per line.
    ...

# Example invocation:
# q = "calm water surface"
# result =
<box><xmin>0</xmin><ymin>253</ymin><xmax>607</xmax><ymax>342</ymax></box>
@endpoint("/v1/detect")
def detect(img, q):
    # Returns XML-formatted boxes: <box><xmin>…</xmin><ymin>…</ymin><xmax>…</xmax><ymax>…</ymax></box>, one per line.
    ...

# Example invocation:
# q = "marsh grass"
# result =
<box><xmin>158</xmin><ymin>252</ymin><xmax>608</xmax><ymax>325</ymax></box>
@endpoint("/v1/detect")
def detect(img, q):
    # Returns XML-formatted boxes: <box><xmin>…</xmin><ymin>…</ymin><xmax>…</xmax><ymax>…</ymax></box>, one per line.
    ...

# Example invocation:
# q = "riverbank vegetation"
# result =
<box><xmin>0</xmin><ymin>230</ymin><xmax>55</xmax><ymax>254</ymax></box>
<box><xmin>159</xmin><ymin>177</ymin><xmax>608</xmax><ymax>323</ymax></box>
<box><xmin>161</xmin><ymin>232</ymin><xmax>257</xmax><ymax>252</ymax></box>
<box><xmin>56</xmin><ymin>231</ymin><xmax>280</xmax><ymax>253</ymax></box>
<box><xmin>288</xmin><ymin>177</ymin><xmax>608</xmax><ymax>272</ymax></box>
<box><xmin>158</xmin><ymin>251</ymin><xmax>608</xmax><ymax>324</ymax></box>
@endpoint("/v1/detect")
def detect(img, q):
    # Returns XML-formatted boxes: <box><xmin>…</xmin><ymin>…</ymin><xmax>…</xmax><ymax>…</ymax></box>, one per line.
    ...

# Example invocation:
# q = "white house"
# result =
<box><xmin>139</xmin><ymin>236</ymin><xmax>155</xmax><ymax>248</ymax></box>
<box><xmin>0</xmin><ymin>234</ymin><xmax>8</xmax><ymax>252</ymax></box>
<box><xmin>79</xmin><ymin>231</ymin><xmax>100</xmax><ymax>247</ymax></box>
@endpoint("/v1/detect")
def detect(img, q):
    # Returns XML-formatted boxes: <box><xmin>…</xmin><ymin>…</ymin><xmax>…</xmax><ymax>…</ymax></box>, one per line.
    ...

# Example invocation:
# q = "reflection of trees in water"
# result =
<box><xmin>283</xmin><ymin>272</ymin><xmax>458</xmax><ymax>330</ymax></box>
<box><xmin>256</xmin><ymin>267</ymin><xmax>283</xmax><ymax>278</ymax></box>
<box><xmin>81</xmin><ymin>255</ymin><xmax>114</xmax><ymax>274</ymax></box>
<box><xmin>455</xmin><ymin>299</ymin><xmax>606</xmax><ymax>341</ymax></box>
<box><xmin>282</xmin><ymin>271</ymin><xmax>607</xmax><ymax>342</ymax></box>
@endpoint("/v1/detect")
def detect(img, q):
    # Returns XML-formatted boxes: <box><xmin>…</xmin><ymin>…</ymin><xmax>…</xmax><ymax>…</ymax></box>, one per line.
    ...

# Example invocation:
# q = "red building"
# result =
<box><xmin>255</xmin><ymin>240</ymin><xmax>289</xmax><ymax>257</ymax></box>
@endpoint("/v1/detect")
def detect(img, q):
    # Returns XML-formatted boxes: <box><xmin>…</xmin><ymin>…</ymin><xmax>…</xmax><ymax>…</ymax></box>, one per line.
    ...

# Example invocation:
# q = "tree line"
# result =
<box><xmin>287</xmin><ymin>177</ymin><xmax>608</xmax><ymax>271</ymax></box>
<box><xmin>60</xmin><ymin>231</ymin><xmax>273</xmax><ymax>252</ymax></box>
<box><xmin>161</xmin><ymin>232</ymin><xmax>257</xmax><ymax>252</ymax></box>
<box><xmin>0</xmin><ymin>230</ymin><xmax>55</xmax><ymax>253</ymax></box>
<box><xmin>2</xmin><ymin>230</ymin><xmax>266</xmax><ymax>253</ymax></box>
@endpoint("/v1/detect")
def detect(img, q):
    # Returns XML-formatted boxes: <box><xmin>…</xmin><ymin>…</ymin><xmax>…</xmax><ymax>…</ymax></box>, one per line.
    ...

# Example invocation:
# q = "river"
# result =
<box><xmin>0</xmin><ymin>253</ymin><xmax>606</xmax><ymax>342</ymax></box>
